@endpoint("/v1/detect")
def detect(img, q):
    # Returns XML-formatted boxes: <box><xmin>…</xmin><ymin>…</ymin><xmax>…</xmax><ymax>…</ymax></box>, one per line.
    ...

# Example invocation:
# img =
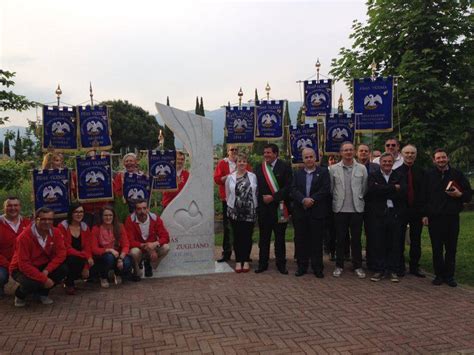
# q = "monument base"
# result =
<box><xmin>153</xmin><ymin>262</ymin><xmax>234</xmax><ymax>278</ymax></box>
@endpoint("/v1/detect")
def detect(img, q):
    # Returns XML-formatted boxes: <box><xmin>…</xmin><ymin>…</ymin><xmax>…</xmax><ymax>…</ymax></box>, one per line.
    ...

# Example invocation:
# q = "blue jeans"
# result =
<box><xmin>0</xmin><ymin>266</ymin><xmax>9</xmax><ymax>293</ymax></box>
<box><xmin>94</xmin><ymin>252</ymin><xmax>132</xmax><ymax>279</ymax></box>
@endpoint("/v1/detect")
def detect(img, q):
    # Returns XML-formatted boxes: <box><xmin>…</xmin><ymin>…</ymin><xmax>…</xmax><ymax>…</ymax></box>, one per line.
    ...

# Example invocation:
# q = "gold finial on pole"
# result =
<box><xmin>158</xmin><ymin>129</ymin><xmax>164</xmax><ymax>150</ymax></box>
<box><xmin>238</xmin><ymin>87</ymin><xmax>243</xmax><ymax>108</ymax></box>
<box><xmin>338</xmin><ymin>94</ymin><xmax>344</xmax><ymax>114</ymax></box>
<box><xmin>315</xmin><ymin>58</ymin><xmax>321</xmax><ymax>81</ymax></box>
<box><xmin>89</xmin><ymin>82</ymin><xmax>94</xmax><ymax>107</ymax></box>
<box><xmin>370</xmin><ymin>59</ymin><xmax>377</xmax><ymax>81</ymax></box>
<box><xmin>55</xmin><ymin>84</ymin><xmax>62</xmax><ymax>106</ymax></box>
<box><xmin>265</xmin><ymin>82</ymin><xmax>271</xmax><ymax>100</ymax></box>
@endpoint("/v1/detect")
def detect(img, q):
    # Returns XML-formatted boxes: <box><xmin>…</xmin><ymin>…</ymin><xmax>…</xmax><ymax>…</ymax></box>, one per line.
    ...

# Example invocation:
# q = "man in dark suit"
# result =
<box><xmin>254</xmin><ymin>143</ymin><xmax>293</xmax><ymax>274</ymax></box>
<box><xmin>395</xmin><ymin>144</ymin><xmax>425</xmax><ymax>277</ymax></box>
<box><xmin>367</xmin><ymin>153</ymin><xmax>406</xmax><ymax>283</ymax></box>
<box><xmin>422</xmin><ymin>148</ymin><xmax>472</xmax><ymax>287</ymax></box>
<box><xmin>291</xmin><ymin>148</ymin><xmax>330</xmax><ymax>278</ymax></box>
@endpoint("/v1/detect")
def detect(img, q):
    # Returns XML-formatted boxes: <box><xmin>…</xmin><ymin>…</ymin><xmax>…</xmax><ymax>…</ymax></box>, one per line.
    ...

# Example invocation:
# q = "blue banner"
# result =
<box><xmin>76</xmin><ymin>155</ymin><xmax>113</xmax><ymax>202</ymax></box>
<box><xmin>33</xmin><ymin>168</ymin><xmax>70</xmax><ymax>215</ymax></box>
<box><xmin>42</xmin><ymin>106</ymin><xmax>77</xmax><ymax>151</ymax></box>
<box><xmin>255</xmin><ymin>100</ymin><xmax>284</xmax><ymax>140</ymax></box>
<box><xmin>78</xmin><ymin>105</ymin><xmax>112</xmax><ymax>150</ymax></box>
<box><xmin>304</xmin><ymin>80</ymin><xmax>332</xmax><ymax>117</ymax></box>
<box><xmin>225</xmin><ymin>106</ymin><xmax>255</xmax><ymax>144</ymax></box>
<box><xmin>148</xmin><ymin>150</ymin><xmax>177</xmax><ymax>191</ymax></box>
<box><xmin>289</xmin><ymin>124</ymin><xmax>319</xmax><ymax>165</ymax></box>
<box><xmin>324</xmin><ymin>114</ymin><xmax>355</xmax><ymax>154</ymax></box>
<box><xmin>353</xmin><ymin>76</ymin><xmax>393</xmax><ymax>132</ymax></box>
<box><xmin>123</xmin><ymin>173</ymin><xmax>151</xmax><ymax>206</ymax></box>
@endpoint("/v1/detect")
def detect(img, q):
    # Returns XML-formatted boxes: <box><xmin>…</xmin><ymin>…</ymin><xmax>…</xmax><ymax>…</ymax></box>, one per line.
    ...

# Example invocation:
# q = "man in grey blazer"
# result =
<box><xmin>329</xmin><ymin>142</ymin><xmax>368</xmax><ymax>278</ymax></box>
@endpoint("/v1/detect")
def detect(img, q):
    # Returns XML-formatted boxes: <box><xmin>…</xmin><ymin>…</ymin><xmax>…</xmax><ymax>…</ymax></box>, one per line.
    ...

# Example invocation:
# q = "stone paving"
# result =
<box><xmin>0</xmin><ymin>243</ymin><xmax>473</xmax><ymax>354</ymax></box>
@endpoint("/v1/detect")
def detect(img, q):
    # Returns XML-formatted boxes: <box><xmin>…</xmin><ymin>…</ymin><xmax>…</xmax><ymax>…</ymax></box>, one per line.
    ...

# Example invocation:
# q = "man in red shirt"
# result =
<box><xmin>162</xmin><ymin>151</ymin><xmax>190</xmax><ymax>208</ymax></box>
<box><xmin>0</xmin><ymin>197</ymin><xmax>30</xmax><ymax>298</ymax></box>
<box><xmin>10</xmin><ymin>207</ymin><xmax>67</xmax><ymax>307</ymax></box>
<box><xmin>125</xmin><ymin>200</ymin><xmax>170</xmax><ymax>279</ymax></box>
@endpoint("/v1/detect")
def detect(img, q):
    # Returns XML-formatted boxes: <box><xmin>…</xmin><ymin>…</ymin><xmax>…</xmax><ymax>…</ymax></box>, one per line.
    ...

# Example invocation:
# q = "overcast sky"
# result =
<box><xmin>1</xmin><ymin>0</ymin><xmax>367</xmax><ymax>126</ymax></box>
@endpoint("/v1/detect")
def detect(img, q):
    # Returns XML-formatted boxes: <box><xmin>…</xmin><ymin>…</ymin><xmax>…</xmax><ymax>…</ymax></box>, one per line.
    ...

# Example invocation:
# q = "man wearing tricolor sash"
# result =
<box><xmin>254</xmin><ymin>144</ymin><xmax>292</xmax><ymax>274</ymax></box>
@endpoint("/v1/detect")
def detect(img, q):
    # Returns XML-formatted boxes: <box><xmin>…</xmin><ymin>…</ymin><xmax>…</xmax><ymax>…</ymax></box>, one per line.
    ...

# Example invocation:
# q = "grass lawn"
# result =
<box><xmin>215</xmin><ymin>211</ymin><xmax>473</xmax><ymax>286</ymax></box>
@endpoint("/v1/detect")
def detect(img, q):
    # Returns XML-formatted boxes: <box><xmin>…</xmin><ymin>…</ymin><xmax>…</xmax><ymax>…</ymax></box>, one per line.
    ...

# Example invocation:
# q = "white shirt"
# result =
<box><xmin>225</xmin><ymin>158</ymin><xmax>236</xmax><ymax>174</ymax></box>
<box><xmin>31</xmin><ymin>224</ymin><xmax>50</xmax><ymax>249</ymax></box>
<box><xmin>138</xmin><ymin>215</ymin><xmax>150</xmax><ymax>241</ymax></box>
<box><xmin>382</xmin><ymin>170</ymin><xmax>394</xmax><ymax>208</ymax></box>
<box><xmin>373</xmin><ymin>153</ymin><xmax>403</xmax><ymax>170</ymax></box>
<box><xmin>5</xmin><ymin>217</ymin><xmax>21</xmax><ymax>233</ymax></box>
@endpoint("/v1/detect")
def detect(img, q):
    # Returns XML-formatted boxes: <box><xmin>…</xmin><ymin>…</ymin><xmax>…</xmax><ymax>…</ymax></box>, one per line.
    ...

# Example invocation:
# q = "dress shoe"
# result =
<box><xmin>217</xmin><ymin>256</ymin><xmax>230</xmax><ymax>263</ymax></box>
<box><xmin>314</xmin><ymin>271</ymin><xmax>324</xmax><ymax>279</ymax></box>
<box><xmin>397</xmin><ymin>270</ymin><xmax>405</xmax><ymax>277</ymax></box>
<box><xmin>235</xmin><ymin>264</ymin><xmax>242</xmax><ymax>273</ymax></box>
<box><xmin>432</xmin><ymin>277</ymin><xmax>443</xmax><ymax>286</ymax></box>
<box><xmin>144</xmin><ymin>262</ymin><xmax>153</xmax><ymax>277</ymax></box>
<box><xmin>255</xmin><ymin>266</ymin><xmax>267</xmax><ymax>274</ymax></box>
<box><xmin>242</xmin><ymin>262</ymin><xmax>250</xmax><ymax>273</ymax></box>
<box><xmin>409</xmin><ymin>269</ymin><xmax>426</xmax><ymax>278</ymax></box>
<box><xmin>277</xmin><ymin>266</ymin><xmax>289</xmax><ymax>275</ymax></box>
<box><xmin>295</xmin><ymin>269</ymin><xmax>306</xmax><ymax>277</ymax></box>
<box><xmin>446</xmin><ymin>278</ymin><xmax>457</xmax><ymax>287</ymax></box>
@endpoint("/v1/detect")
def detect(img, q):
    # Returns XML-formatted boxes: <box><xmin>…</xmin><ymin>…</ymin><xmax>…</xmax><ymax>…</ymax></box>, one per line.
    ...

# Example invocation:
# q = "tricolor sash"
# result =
<box><xmin>261</xmin><ymin>162</ymin><xmax>289</xmax><ymax>223</ymax></box>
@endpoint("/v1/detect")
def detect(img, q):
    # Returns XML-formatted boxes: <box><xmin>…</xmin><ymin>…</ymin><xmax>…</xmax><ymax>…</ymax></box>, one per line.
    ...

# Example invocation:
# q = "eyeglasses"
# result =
<box><xmin>385</xmin><ymin>144</ymin><xmax>397</xmax><ymax>147</ymax></box>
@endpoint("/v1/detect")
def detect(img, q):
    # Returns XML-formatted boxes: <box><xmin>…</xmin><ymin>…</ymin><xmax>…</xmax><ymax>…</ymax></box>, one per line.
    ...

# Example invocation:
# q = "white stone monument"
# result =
<box><xmin>155</xmin><ymin>103</ymin><xmax>232</xmax><ymax>277</ymax></box>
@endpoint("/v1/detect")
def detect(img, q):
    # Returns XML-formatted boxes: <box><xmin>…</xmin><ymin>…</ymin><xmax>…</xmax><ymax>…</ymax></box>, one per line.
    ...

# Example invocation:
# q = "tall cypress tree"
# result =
<box><xmin>195</xmin><ymin>97</ymin><xmax>200</xmax><ymax>115</ymax></box>
<box><xmin>163</xmin><ymin>96</ymin><xmax>176</xmax><ymax>150</ymax></box>
<box><xmin>3</xmin><ymin>136</ymin><xmax>10</xmax><ymax>157</ymax></box>
<box><xmin>199</xmin><ymin>97</ymin><xmax>205</xmax><ymax>116</ymax></box>
<box><xmin>253</xmin><ymin>88</ymin><xmax>267</xmax><ymax>155</ymax></box>
<box><xmin>13</xmin><ymin>129</ymin><xmax>23</xmax><ymax>161</ymax></box>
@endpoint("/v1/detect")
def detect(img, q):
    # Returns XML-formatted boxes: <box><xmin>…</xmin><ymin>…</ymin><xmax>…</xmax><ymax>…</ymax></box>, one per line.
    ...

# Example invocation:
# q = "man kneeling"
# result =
<box><xmin>125</xmin><ymin>200</ymin><xmax>170</xmax><ymax>279</ymax></box>
<box><xmin>10</xmin><ymin>207</ymin><xmax>67</xmax><ymax>307</ymax></box>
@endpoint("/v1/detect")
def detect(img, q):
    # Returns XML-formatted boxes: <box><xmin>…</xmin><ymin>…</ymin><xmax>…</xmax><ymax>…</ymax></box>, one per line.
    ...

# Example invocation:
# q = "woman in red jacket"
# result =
<box><xmin>91</xmin><ymin>206</ymin><xmax>131</xmax><ymax>288</ymax></box>
<box><xmin>58</xmin><ymin>203</ymin><xmax>93</xmax><ymax>295</ymax></box>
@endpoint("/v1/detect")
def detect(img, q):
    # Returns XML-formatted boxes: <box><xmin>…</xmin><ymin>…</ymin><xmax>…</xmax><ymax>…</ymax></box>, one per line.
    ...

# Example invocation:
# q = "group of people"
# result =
<box><xmin>215</xmin><ymin>140</ymin><xmax>472</xmax><ymax>286</ymax></box>
<box><xmin>0</xmin><ymin>198</ymin><xmax>170</xmax><ymax>307</ymax></box>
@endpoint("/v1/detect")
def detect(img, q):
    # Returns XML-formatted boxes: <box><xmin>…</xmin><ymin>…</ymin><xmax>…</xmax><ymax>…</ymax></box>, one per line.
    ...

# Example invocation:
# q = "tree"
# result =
<box><xmin>296</xmin><ymin>106</ymin><xmax>305</xmax><ymax>125</ymax></box>
<box><xmin>0</xmin><ymin>70</ymin><xmax>36</xmax><ymax>125</ymax></box>
<box><xmin>195</xmin><ymin>97</ymin><xmax>200</xmax><ymax>115</ymax></box>
<box><xmin>13</xmin><ymin>129</ymin><xmax>24</xmax><ymax>161</ymax></box>
<box><xmin>330</xmin><ymin>0</ymin><xmax>473</xmax><ymax>168</ymax></box>
<box><xmin>199</xmin><ymin>97</ymin><xmax>205</xmax><ymax>116</ymax></box>
<box><xmin>3</xmin><ymin>130</ymin><xmax>14</xmax><ymax>157</ymax></box>
<box><xmin>163</xmin><ymin>97</ymin><xmax>176</xmax><ymax>150</ymax></box>
<box><xmin>102</xmin><ymin>100</ymin><xmax>162</xmax><ymax>153</ymax></box>
<box><xmin>21</xmin><ymin>121</ymin><xmax>40</xmax><ymax>161</ymax></box>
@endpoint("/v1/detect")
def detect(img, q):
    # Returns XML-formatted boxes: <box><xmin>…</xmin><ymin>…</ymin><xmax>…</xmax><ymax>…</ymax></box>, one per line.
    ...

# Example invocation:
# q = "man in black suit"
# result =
<box><xmin>422</xmin><ymin>148</ymin><xmax>472</xmax><ymax>287</ymax></box>
<box><xmin>395</xmin><ymin>144</ymin><xmax>425</xmax><ymax>277</ymax></box>
<box><xmin>254</xmin><ymin>143</ymin><xmax>293</xmax><ymax>274</ymax></box>
<box><xmin>291</xmin><ymin>148</ymin><xmax>330</xmax><ymax>278</ymax></box>
<box><xmin>367</xmin><ymin>153</ymin><xmax>406</xmax><ymax>283</ymax></box>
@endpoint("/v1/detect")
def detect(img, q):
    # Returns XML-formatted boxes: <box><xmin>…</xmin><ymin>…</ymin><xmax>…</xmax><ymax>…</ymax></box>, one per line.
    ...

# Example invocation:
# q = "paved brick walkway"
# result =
<box><xmin>1</xmin><ymin>244</ymin><xmax>473</xmax><ymax>354</ymax></box>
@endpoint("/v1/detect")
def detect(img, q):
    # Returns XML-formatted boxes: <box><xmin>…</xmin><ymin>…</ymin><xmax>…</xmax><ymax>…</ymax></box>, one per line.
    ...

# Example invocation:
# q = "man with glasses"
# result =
<box><xmin>0</xmin><ymin>197</ymin><xmax>30</xmax><ymax>298</ymax></box>
<box><xmin>214</xmin><ymin>145</ymin><xmax>239</xmax><ymax>262</ymax></box>
<box><xmin>10</xmin><ymin>207</ymin><xmax>67</xmax><ymax>307</ymax></box>
<box><xmin>373</xmin><ymin>138</ymin><xmax>403</xmax><ymax>169</ymax></box>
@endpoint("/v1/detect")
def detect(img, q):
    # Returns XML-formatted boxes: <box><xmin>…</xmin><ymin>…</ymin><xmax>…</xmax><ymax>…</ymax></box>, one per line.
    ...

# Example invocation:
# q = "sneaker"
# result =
<box><xmin>355</xmin><ymin>268</ymin><xmax>366</xmax><ymax>279</ymax></box>
<box><xmin>390</xmin><ymin>273</ymin><xmax>400</xmax><ymax>283</ymax></box>
<box><xmin>370</xmin><ymin>272</ymin><xmax>383</xmax><ymax>282</ymax></box>
<box><xmin>332</xmin><ymin>267</ymin><xmax>343</xmax><ymax>277</ymax></box>
<box><xmin>100</xmin><ymin>278</ymin><xmax>110</xmax><ymax>288</ymax></box>
<box><xmin>14</xmin><ymin>296</ymin><xmax>26</xmax><ymax>307</ymax></box>
<box><xmin>114</xmin><ymin>275</ymin><xmax>122</xmax><ymax>285</ymax></box>
<box><xmin>432</xmin><ymin>277</ymin><xmax>443</xmax><ymax>286</ymax></box>
<box><xmin>39</xmin><ymin>296</ymin><xmax>54</xmax><ymax>305</ymax></box>
<box><xmin>107</xmin><ymin>270</ymin><xmax>116</xmax><ymax>284</ymax></box>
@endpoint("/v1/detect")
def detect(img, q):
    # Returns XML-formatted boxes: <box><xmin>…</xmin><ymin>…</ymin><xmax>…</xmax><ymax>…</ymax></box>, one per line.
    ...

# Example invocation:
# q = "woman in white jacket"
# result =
<box><xmin>225</xmin><ymin>152</ymin><xmax>258</xmax><ymax>273</ymax></box>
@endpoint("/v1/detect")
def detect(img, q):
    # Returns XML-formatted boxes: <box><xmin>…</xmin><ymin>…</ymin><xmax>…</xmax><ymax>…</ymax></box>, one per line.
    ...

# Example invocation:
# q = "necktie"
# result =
<box><xmin>407</xmin><ymin>166</ymin><xmax>414</xmax><ymax>206</ymax></box>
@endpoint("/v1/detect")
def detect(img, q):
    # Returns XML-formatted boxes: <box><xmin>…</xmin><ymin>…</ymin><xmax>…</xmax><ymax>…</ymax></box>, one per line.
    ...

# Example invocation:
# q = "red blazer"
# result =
<box><xmin>113</xmin><ymin>172</ymin><xmax>124</xmax><ymax>197</ymax></box>
<box><xmin>91</xmin><ymin>224</ymin><xmax>130</xmax><ymax>256</ymax></box>
<box><xmin>0</xmin><ymin>215</ymin><xmax>30</xmax><ymax>269</ymax></box>
<box><xmin>162</xmin><ymin>170</ymin><xmax>190</xmax><ymax>207</ymax></box>
<box><xmin>57</xmin><ymin>221</ymin><xmax>92</xmax><ymax>260</ymax></box>
<box><xmin>9</xmin><ymin>225</ymin><xmax>67</xmax><ymax>283</ymax></box>
<box><xmin>213</xmin><ymin>159</ymin><xmax>252</xmax><ymax>201</ymax></box>
<box><xmin>124</xmin><ymin>212</ymin><xmax>170</xmax><ymax>249</ymax></box>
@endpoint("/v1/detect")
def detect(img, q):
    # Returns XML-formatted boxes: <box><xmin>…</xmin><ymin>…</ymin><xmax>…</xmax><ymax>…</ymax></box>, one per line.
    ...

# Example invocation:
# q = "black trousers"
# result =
<box><xmin>230</xmin><ymin>220</ymin><xmax>254</xmax><ymax>263</ymax></box>
<box><xmin>399</xmin><ymin>211</ymin><xmax>423</xmax><ymax>272</ymax></box>
<box><xmin>293</xmin><ymin>216</ymin><xmax>325</xmax><ymax>273</ymax></box>
<box><xmin>258</xmin><ymin>215</ymin><xmax>287</xmax><ymax>268</ymax></box>
<box><xmin>372</xmin><ymin>210</ymin><xmax>401</xmax><ymax>274</ymax></box>
<box><xmin>428</xmin><ymin>214</ymin><xmax>460</xmax><ymax>280</ymax></box>
<box><xmin>364</xmin><ymin>211</ymin><xmax>375</xmax><ymax>270</ymax></box>
<box><xmin>12</xmin><ymin>263</ymin><xmax>68</xmax><ymax>300</ymax></box>
<box><xmin>65</xmin><ymin>255</ymin><xmax>87</xmax><ymax>287</ymax></box>
<box><xmin>222</xmin><ymin>202</ymin><xmax>232</xmax><ymax>259</ymax></box>
<box><xmin>334</xmin><ymin>212</ymin><xmax>363</xmax><ymax>269</ymax></box>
